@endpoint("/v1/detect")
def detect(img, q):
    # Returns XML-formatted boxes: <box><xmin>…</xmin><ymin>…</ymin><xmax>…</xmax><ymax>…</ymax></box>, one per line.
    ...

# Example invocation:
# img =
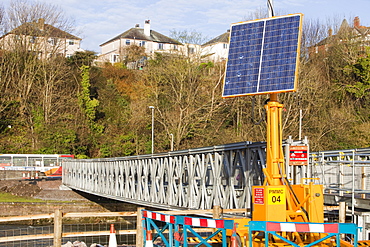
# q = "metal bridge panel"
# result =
<box><xmin>63</xmin><ymin>142</ymin><xmax>267</xmax><ymax>210</ymax></box>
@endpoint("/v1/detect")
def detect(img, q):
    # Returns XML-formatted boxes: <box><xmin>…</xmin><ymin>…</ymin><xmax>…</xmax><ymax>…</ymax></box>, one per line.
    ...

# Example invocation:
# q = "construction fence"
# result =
<box><xmin>0</xmin><ymin>207</ymin><xmax>245</xmax><ymax>247</ymax></box>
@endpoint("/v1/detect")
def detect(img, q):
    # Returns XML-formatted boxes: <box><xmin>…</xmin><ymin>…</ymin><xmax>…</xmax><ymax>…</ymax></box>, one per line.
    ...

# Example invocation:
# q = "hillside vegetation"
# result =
<box><xmin>1</xmin><ymin>9</ymin><xmax>369</xmax><ymax>157</ymax></box>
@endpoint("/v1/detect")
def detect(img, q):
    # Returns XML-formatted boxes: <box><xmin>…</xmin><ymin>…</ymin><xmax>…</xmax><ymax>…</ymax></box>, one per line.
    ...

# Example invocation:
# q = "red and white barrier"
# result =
<box><xmin>266</xmin><ymin>222</ymin><xmax>339</xmax><ymax>233</ymax></box>
<box><xmin>143</xmin><ymin>211</ymin><xmax>175</xmax><ymax>224</ymax></box>
<box><xmin>184</xmin><ymin>217</ymin><xmax>226</xmax><ymax>228</ymax></box>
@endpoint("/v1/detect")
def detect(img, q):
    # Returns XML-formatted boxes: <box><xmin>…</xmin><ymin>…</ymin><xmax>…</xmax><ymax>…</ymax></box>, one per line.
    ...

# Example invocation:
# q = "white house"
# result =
<box><xmin>201</xmin><ymin>30</ymin><xmax>230</xmax><ymax>62</ymax></box>
<box><xmin>0</xmin><ymin>18</ymin><xmax>83</xmax><ymax>58</ymax></box>
<box><xmin>99</xmin><ymin>20</ymin><xmax>183</xmax><ymax>64</ymax></box>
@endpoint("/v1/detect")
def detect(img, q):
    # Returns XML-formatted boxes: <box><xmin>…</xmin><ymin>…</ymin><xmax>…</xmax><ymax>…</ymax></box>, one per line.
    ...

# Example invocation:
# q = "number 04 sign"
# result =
<box><xmin>267</xmin><ymin>188</ymin><xmax>286</xmax><ymax>205</ymax></box>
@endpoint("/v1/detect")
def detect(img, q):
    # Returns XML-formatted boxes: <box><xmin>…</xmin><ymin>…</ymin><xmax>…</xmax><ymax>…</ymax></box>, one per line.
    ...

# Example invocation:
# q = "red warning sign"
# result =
<box><xmin>289</xmin><ymin>146</ymin><xmax>308</xmax><ymax>166</ymax></box>
<box><xmin>253</xmin><ymin>187</ymin><xmax>264</xmax><ymax>205</ymax></box>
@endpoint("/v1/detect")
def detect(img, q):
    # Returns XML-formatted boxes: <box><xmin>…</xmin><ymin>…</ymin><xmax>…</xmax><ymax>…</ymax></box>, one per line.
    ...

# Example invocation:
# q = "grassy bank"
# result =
<box><xmin>0</xmin><ymin>192</ymin><xmax>70</xmax><ymax>203</ymax></box>
<box><xmin>0</xmin><ymin>192</ymin><xmax>46</xmax><ymax>203</ymax></box>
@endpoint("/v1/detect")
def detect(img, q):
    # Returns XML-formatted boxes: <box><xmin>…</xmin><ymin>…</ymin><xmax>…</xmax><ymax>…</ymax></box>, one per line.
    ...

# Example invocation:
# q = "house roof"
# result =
<box><xmin>316</xmin><ymin>17</ymin><xmax>370</xmax><ymax>47</ymax></box>
<box><xmin>100</xmin><ymin>27</ymin><xmax>182</xmax><ymax>47</ymax></box>
<box><xmin>4</xmin><ymin>19</ymin><xmax>80</xmax><ymax>40</ymax></box>
<box><xmin>202</xmin><ymin>31</ymin><xmax>230</xmax><ymax>47</ymax></box>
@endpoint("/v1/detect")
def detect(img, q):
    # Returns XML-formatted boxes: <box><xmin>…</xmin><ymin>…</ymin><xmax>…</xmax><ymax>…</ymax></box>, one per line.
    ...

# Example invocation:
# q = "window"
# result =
<box><xmin>112</xmin><ymin>54</ymin><xmax>119</xmax><ymax>63</ymax></box>
<box><xmin>30</xmin><ymin>36</ymin><xmax>36</xmax><ymax>43</ymax></box>
<box><xmin>173</xmin><ymin>44</ymin><xmax>178</xmax><ymax>50</ymax></box>
<box><xmin>158</xmin><ymin>43</ymin><xmax>164</xmax><ymax>50</ymax></box>
<box><xmin>139</xmin><ymin>41</ymin><xmax>146</xmax><ymax>47</ymax></box>
<box><xmin>69</xmin><ymin>40</ymin><xmax>74</xmax><ymax>45</ymax></box>
<box><xmin>48</xmin><ymin>38</ymin><xmax>56</xmax><ymax>46</ymax></box>
<box><xmin>188</xmin><ymin>47</ymin><xmax>195</xmax><ymax>54</ymax></box>
<box><xmin>126</xmin><ymin>40</ymin><xmax>131</xmax><ymax>45</ymax></box>
<box><xmin>223</xmin><ymin>43</ymin><xmax>228</xmax><ymax>49</ymax></box>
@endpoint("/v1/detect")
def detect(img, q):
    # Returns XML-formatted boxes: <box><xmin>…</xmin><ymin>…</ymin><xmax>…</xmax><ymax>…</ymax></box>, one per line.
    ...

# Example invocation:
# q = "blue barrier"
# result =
<box><xmin>142</xmin><ymin>210</ymin><xmax>175</xmax><ymax>247</ymax></box>
<box><xmin>176</xmin><ymin>215</ymin><xmax>234</xmax><ymax>247</ymax></box>
<box><xmin>248</xmin><ymin>221</ymin><xmax>360</xmax><ymax>247</ymax></box>
<box><xmin>142</xmin><ymin>210</ymin><xmax>235</xmax><ymax>247</ymax></box>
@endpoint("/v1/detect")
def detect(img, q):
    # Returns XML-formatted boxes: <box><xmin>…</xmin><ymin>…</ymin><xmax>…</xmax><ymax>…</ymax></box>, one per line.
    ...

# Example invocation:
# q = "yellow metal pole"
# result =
<box><xmin>265</xmin><ymin>93</ymin><xmax>285</xmax><ymax>186</ymax></box>
<box><xmin>252</xmin><ymin>93</ymin><xmax>288</xmax><ymax>222</ymax></box>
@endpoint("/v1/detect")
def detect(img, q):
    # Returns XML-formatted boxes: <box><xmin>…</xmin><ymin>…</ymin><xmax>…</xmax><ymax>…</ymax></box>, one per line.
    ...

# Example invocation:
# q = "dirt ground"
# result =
<box><xmin>0</xmin><ymin>179</ymin><xmax>88</xmax><ymax>201</ymax></box>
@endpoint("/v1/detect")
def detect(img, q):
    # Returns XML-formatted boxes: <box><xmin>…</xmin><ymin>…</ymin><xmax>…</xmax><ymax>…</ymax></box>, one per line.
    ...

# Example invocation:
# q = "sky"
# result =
<box><xmin>2</xmin><ymin>0</ymin><xmax>370</xmax><ymax>53</ymax></box>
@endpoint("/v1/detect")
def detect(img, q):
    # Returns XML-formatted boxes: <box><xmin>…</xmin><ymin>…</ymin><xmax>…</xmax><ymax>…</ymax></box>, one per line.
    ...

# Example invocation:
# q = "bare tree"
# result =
<box><xmin>170</xmin><ymin>29</ymin><xmax>207</xmax><ymax>45</ymax></box>
<box><xmin>0</xmin><ymin>0</ymin><xmax>79</xmax><ymax>150</ymax></box>
<box><xmin>5</xmin><ymin>0</ymin><xmax>75</xmax><ymax>33</ymax></box>
<box><xmin>144</xmin><ymin>54</ymin><xmax>227</xmax><ymax>151</ymax></box>
<box><xmin>169</xmin><ymin>29</ymin><xmax>208</xmax><ymax>60</ymax></box>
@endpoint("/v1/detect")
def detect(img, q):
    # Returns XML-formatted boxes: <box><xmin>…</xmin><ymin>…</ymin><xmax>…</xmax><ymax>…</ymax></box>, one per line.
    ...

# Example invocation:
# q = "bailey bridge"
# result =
<box><xmin>63</xmin><ymin>140</ymin><xmax>370</xmax><ymax>213</ymax></box>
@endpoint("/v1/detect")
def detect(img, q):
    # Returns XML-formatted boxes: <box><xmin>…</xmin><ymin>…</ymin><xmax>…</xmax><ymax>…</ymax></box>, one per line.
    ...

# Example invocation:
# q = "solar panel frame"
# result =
<box><xmin>222</xmin><ymin>13</ymin><xmax>303</xmax><ymax>98</ymax></box>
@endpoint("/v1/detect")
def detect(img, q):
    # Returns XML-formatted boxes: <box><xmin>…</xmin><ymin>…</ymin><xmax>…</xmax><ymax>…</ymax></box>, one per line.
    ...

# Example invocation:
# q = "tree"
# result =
<box><xmin>78</xmin><ymin>65</ymin><xmax>103</xmax><ymax>133</ymax></box>
<box><xmin>0</xmin><ymin>0</ymin><xmax>80</xmax><ymax>152</ymax></box>
<box><xmin>4</xmin><ymin>0</ymin><xmax>75</xmax><ymax>34</ymax></box>
<box><xmin>68</xmin><ymin>50</ymin><xmax>97</xmax><ymax>67</ymax></box>
<box><xmin>169</xmin><ymin>29</ymin><xmax>206</xmax><ymax>59</ymax></box>
<box><xmin>144</xmin><ymin>53</ymin><xmax>228</xmax><ymax>151</ymax></box>
<box><xmin>119</xmin><ymin>44</ymin><xmax>146</xmax><ymax>69</ymax></box>
<box><xmin>342</xmin><ymin>49</ymin><xmax>370</xmax><ymax>104</ymax></box>
<box><xmin>289</xmin><ymin>17</ymin><xmax>368</xmax><ymax>150</ymax></box>
<box><xmin>170</xmin><ymin>29</ymin><xmax>206</xmax><ymax>45</ymax></box>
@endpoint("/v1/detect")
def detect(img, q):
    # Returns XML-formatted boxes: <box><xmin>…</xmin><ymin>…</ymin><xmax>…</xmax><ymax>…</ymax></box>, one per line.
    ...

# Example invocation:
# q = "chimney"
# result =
<box><xmin>144</xmin><ymin>20</ymin><xmax>150</xmax><ymax>36</ymax></box>
<box><xmin>38</xmin><ymin>18</ymin><xmax>45</xmax><ymax>31</ymax></box>
<box><xmin>354</xmin><ymin>16</ymin><xmax>360</xmax><ymax>28</ymax></box>
<box><xmin>135</xmin><ymin>24</ymin><xmax>140</xmax><ymax>28</ymax></box>
<box><xmin>328</xmin><ymin>28</ymin><xmax>333</xmax><ymax>36</ymax></box>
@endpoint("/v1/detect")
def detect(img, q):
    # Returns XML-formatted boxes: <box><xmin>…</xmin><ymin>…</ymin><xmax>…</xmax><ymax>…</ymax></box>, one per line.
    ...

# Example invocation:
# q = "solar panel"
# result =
<box><xmin>222</xmin><ymin>14</ymin><xmax>303</xmax><ymax>98</ymax></box>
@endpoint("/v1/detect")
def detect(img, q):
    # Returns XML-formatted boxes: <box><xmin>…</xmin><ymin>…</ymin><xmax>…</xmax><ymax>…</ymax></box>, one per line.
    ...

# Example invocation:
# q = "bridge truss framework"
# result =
<box><xmin>63</xmin><ymin>142</ymin><xmax>268</xmax><ymax>211</ymax></box>
<box><xmin>63</xmin><ymin>141</ymin><xmax>370</xmax><ymax>211</ymax></box>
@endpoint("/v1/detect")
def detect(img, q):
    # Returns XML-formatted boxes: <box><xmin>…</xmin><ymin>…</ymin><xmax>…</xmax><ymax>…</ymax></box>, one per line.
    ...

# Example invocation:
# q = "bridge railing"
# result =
<box><xmin>310</xmin><ymin>149</ymin><xmax>370</xmax><ymax>196</ymax></box>
<box><xmin>63</xmin><ymin>141</ymin><xmax>267</xmax><ymax>210</ymax></box>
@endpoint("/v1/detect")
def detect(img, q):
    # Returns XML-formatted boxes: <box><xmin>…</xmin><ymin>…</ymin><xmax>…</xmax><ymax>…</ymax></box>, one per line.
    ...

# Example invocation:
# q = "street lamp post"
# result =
<box><xmin>170</xmin><ymin>133</ymin><xmax>174</xmax><ymax>151</ymax></box>
<box><xmin>149</xmin><ymin>106</ymin><xmax>155</xmax><ymax>154</ymax></box>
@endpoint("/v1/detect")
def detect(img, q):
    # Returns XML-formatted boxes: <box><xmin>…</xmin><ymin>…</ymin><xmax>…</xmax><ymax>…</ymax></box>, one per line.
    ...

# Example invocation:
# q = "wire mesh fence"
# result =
<box><xmin>0</xmin><ymin>219</ymin><xmax>137</xmax><ymax>247</ymax></box>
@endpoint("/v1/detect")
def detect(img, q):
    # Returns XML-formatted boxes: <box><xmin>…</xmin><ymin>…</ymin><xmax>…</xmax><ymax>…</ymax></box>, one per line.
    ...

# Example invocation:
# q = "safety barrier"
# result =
<box><xmin>248</xmin><ymin>221</ymin><xmax>360</xmax><ymax>247</ymax></box>
<box><xmin>142</xmin><ymin>210</ymin><xmax>235</xmax><ymax>247</ymax></box>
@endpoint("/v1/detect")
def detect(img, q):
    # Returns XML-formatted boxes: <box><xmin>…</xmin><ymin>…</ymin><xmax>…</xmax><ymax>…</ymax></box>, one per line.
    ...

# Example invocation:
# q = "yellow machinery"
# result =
<box><xmin>252</xmin><ymin>93</ymin><xmax>324</xmax><ymax>224</ymax></box>
<box><xmin>221</xmin><ymin>3</ymin><xmax>364</xmax><ymax>246</ymax></box>
<box><xmin>226</xmin><ymin>93</ymin><xmax>325</xmax><ymax>246</ymax></box>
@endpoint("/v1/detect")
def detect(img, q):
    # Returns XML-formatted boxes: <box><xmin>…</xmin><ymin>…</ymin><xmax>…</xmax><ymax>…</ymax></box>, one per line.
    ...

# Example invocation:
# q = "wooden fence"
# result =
<box><xmin>0</xmin><ymin>207</ymin><xmax>246</xmax><ymax>246</ymax></box>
